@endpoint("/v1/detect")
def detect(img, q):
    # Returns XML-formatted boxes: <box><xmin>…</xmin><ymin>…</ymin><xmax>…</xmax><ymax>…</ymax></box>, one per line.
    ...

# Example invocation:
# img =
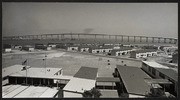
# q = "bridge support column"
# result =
<box><xmin>58</xmin><ymin>35</ymin><xmax>60</xmax><ymax>40</ymax></box>
<box><xmin>134</xmin><ymin>36</ymin><xmax>136</xmax><ymax>42</ymax></box>
<box><xmin>127</xmin><ymin>36</ymin><xmax>129</xmax><ymax>42</ymax></box>
<box><xmin>121</xmin><ymin>36</ymin><xmax>123</xmax><ymax>42</ymax></box>
<box><xmin>109</xmin><ymin>35</ymin><xmax>111</xmax><ymax>40</ymax></box>
<box><xmin>41</xmin><ymin>35</ymin><xmax>43</xmax><ymax>39</ymax></box>
<box><xmin>158</xmin><ymin>38</ymin><xmax>160</xmax><ymax>43</ymax></box>
<box><xmin>140</xmin><ymin>37</ymin><xmax>142</xmax><ymax>42</ymax></box>
<box><xmin>115</xmin><ymin>35</ymin><xmax>117</xmax><ymax>42</ymax></box>
<box><xmin>164</xmin><ymin>38</ymin><xmax>166</xmax><ymax>43</ymax></box>
<box><xmin>78</xmin><ymin>34</ymin><xmax>80</xmax><ymax>40</ymax></box>
<box><xmin>45</xmin><ymin>35</ymin><xmax>47</xmax><ymax>39</ymax></box>
<box><xmin>152</xmin><ymin>37</ymin><xmax>155</xmax><ymax>43</ymax></box>
<box><xmin>51</xmin><ymin>34</ymin><xmax>53</xmax><ymax>40</ymax></box>
<box><xmin>169</xmin><ymin>39</ymin><xmax>172</xmax><ymax>44</ymax></box>
<box><xmin>61</xmin><ymin>34</ymin><xmax>64</xmax><ymax>40</ymax></box>
<box><xmin>71</xmin><ymin>34</ymin><xmax>72</xmax><ymax>40</ymax></box>
<box><xmin>174</xmin><ymin>39</ymin><xmax>177</xmax><ymax>44</ymax></box>
<box><xmin>146</xmin><ymin>37</ymin><xmax>148</xmax><ymax>42</ymax></box>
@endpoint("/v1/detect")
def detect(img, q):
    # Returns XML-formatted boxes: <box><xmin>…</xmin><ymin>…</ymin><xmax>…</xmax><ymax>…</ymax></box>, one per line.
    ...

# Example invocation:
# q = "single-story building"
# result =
<box><xmin>4</xmin><ymin>48</ymin><xmax>12</xmax><ymax>53</ymax></box>
<box><xmin>14</xmin><ymin>45</ymin><xmax>22</xmax><ymax>50</ymax></box>
<box><xmin>35</xmin><ymin>44</ymin><xmax>51</xmax><ymax>51</ymax></box>
<box><xmin>110</xmin><ymin>48</ymin><xmax>134</xmax><ymax>56</ymax></box>
<box><xmin>130</xmin><ymin>49</ymin><xmax>157</xmax><ymax>58</ymax></box>
<box><xmin>78</xmin><ymin>46</ymin><xmax>91</xmax><ymax>52</ymax></box>
<box><xmin>3</xmin><ymin>44</ymin><xmax>12</xmax><ymax>53</ymax></box>
<box><xmin>114</xmin><ymin>65</ymin><xmax>164</xmax><ymax>98</ymax></box>
<box><xmin>6</xmin><ymin>65</ymin><xmax>72</xmax><ymax>88</ymax></box>
<box><xmin>2</xmin><ymin>65</ymin><xmax>31</xmax><ymax>81</ymax></box>
<box><xmin>22</xmin><ymin>45</ymin><xmax>34</xmax><ymax>52</ymax></box>
<box><xmin>48</xmin><ymin>43</ymin><xmax>57</xmax><ymax>48</ymax></box>
<box><xmin>141</xmin><ymin>45</ymin><xmax>158</xmax><ymax>50</ymax></box>
<box><xmin>142</xmin><ymin>61</ymin><xmax>178</xmax><ymax>96</ymax></box>
<box><xmin>121</xmin><ymin>44</ymin><xmax>134</xmax><ymax>48</ymax></box>
<box><xmin>66</xmin><ymin>45</ymin><xmax>79</xmax><ymax>51</ymax></box>
<box><xmin>56</xmin><ymin>43</ymin><xmax>66</xmax><ymax>49</ymax></box>
<box><xmin>63</xmin><ymin>67</ymin><xmax>98</xmax><ymax>98</ymax></box>
<box><xmin>89</xmin><ymin>46</ymin><xmax>113</xmax><ymax>54</ymax></box>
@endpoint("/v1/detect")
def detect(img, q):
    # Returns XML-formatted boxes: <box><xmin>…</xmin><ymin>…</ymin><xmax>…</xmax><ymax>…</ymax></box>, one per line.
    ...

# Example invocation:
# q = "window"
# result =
<box><xmin>152</xmin><ymin>68</ymin><xmax>156</xmax><ymax>76</ymax></box>
<box><xmin>159</xmin><ymin>72</ymin><xmax>165</xmax><ymax>78</ymax></box>
<box><xmin>148</xmin><ymin>66</ymin><xmax>152</xmax><ymax>72</ymax></box>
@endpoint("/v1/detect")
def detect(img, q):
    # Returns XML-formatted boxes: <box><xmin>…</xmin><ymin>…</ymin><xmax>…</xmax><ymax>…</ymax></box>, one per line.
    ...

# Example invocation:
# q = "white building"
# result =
<box><xmin>4</xmin><ymin>48</ymin><xmax>12</xmax><ymax>53</ymax></box>
<box><xmin>14</xmin><ymin>45</ymin><xmax>22</xmax><ymax>50</ymax></box>
<box><xmin>89</xmin><ymin>46</ymin><xmax>113</xmax><ymax>54</ymax></box>
<box><xmin>110</xmin><ymin>48</ymin><xmax>134</xmax><ymax>56</ymax></box>
<box><xmin>66</xmin><ymin>46</ymin><xmax>79</xmax><ymax>51</ymax></box>
<box><xmin>130</xmin><ymin>49</ymin><xmax>157</xmax><ymax>58</ymax></box>
<box><xmin>22</xmin><ymin>45</ymin><xmax>34</xmax><ymax>52</ymax></box>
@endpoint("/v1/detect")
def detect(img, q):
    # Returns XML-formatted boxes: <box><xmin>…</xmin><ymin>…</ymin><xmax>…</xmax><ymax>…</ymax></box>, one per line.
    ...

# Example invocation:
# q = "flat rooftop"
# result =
<box><xmin>116</xmin><ymin>65</ymin><xmax>151</xmax><ymax>96</ymax></box>
<box><xmin>8</xmin><ymin>66</ymin><xmax>73</xmax><ymax>81</ymax></box>
<box><xmin>100</xmin><ymin>90</ymin><xmax>119</xmax><ymax>98</ymax></box>
<box><xmin>74</xmin><ymin>66</ymin><xmax>98</xmax><ymax>80</ymax></box>
<box><xmin>9</xmin><ymin>67</ymin><xmax>62</xmax><ymax>77</ymax></box>
<box><xmin>142</xmin><ymin>61</ymin><xmax>170</xmax><ymax>69</ymax></box>
<box><xmin>63</xmin><ymin>66</ymin><xmax>98</xmax><ymax>98</ymax></box>
<box><xmin>2</xmin><ymin>65</ymin><xmax>30</xmax><ymax>78</ymax></box>
<box><xmin>111</xmin><ymin>48</ymin><xmax>132</xmax><ymax>52</ymax></box>
<box><xmin>63</xmin><ymin>77</ymin><xmax>96</xmax><ymax>98</ymax></box>
<box><xmin>2</xmin><ymin>85</ymin><xmax>58</xmax><ymax>98</ymax></box>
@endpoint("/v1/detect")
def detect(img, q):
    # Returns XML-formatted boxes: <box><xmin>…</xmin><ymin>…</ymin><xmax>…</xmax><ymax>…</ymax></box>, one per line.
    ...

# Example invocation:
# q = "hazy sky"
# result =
<box><xmin>2</xmin><ymin>3</ymin><xmax>178</xmax><ymax>38</ymax></box>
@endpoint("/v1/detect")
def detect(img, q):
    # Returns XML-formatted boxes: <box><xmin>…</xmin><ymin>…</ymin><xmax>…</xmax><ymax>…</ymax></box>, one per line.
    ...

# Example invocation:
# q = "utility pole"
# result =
<box><xmin>45</xmin><ymin>52</ymin><xmax>47</xmax><ymax>74</ymax></box>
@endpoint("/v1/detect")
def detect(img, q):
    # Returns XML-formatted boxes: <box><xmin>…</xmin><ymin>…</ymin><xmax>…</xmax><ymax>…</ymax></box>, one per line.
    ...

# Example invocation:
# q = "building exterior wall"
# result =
<box><xmin>29</xmin><ymin>48</ymin><xmax>34</xmax><ymax>51</ymax></box>
<box><xmin>47</xmin><ymin>47</ymin><xmax>52</xmax><ymax>51</ymax></box>
<box><xmin>91</xmin><ymin>49</ymin><xmax>112</xmax><ymax>54</ymax></box>
<box><xmin>131</xmin><ymin>52</ymin><xmax>157</xmax><ymax>58</ymax></box>
<box><xmin>129</xmin><ymin>94</ymin><xmax>145</xmax><ymax>98</ymax></box>
<box><xmin>80</xmin><ymin>48</ymin><xmax>89</xmax><ymax>52</ymax></box>
<box><xmin>130</xmin><ymin>51</ymin><xmax>136</xmax><ymax>58</ymax></box>
<box><xmin>22</xmin><ymin>47</ymin><xmax>34</xmax><ymax>51</ymax></box>
<box><xmin>67</xmin><ymin>47</ymin><xmax>78</xmax><ymax>51</ymax></box>
<box><xmin>5</xmin><ymin>48</ymin><xmax>12</xmax><ymax>53</ymax></box>
<box><xmin>113</xmin><ymin>46</ymin><xmax>120</xmax><ymax>49</ymax></box>
<box><xmin>142</xmin><ymin>62</ymin><xmax>177</xmax><ymax>95</ymax></box>
<box><xmin>14</xmin><ymin>46</ymin><xmax>22</xmax><ymax>50</ymax></box>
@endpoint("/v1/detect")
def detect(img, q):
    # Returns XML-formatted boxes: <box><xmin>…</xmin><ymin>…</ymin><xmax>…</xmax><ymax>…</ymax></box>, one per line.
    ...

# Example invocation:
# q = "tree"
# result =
<box><xmin>145</xmin><ymin>87</ymin><xmax>166</xmax><ymax>98</ymax></box>
<box><xmin>82</xmin><ymin>87</ymin><xmax>102</xmax><ymax>98</ymax></box>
